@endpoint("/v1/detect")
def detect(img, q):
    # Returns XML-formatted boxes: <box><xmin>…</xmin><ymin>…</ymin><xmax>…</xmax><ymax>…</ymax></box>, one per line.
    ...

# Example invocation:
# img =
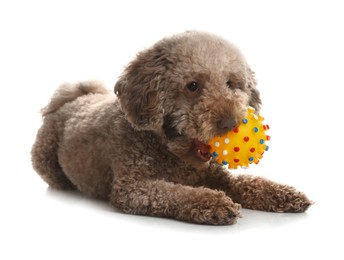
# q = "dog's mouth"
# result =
<box><xmin>192</xmin><ymin>140</ymin><xmax>211</xmax><ymax>162</ymax></box>
<box><xmin>163</xmin><ymin>114</ymin><xmax>211</xmax><ymax>163</ymax></box>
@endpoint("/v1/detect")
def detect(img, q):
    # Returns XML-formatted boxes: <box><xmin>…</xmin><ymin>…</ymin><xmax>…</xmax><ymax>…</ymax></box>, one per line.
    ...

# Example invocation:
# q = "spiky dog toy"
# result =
<box><xmin>208</xmin><ymin>107</ymin><xmax>270</xmax><ymax>169</ymax></box>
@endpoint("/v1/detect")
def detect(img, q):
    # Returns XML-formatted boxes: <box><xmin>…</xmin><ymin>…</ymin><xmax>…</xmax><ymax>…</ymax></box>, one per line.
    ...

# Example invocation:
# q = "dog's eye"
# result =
<box><xmin>226</xmin><ymin>80</ymin><xmax>234</xmax><ymax>89</ymax></box>
<box><xmin>186</xmin><ymin>82</ymin><xmax>199</xmax><ymax>92</ymax></box>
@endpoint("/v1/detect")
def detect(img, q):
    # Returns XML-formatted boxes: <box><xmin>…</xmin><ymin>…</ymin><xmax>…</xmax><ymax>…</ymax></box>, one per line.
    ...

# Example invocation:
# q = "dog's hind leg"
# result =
<box><xmin>31</xmin><ymin>122</ymin><xmax>75</xmax><ymax>190</ymax></box>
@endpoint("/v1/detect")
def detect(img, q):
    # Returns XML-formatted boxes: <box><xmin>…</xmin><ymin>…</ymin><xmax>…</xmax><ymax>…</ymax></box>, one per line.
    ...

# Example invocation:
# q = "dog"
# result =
<box><xmin>31</xmin><ymin>31</ymin><xmax>312</xmax><ymax>225</ymax></box>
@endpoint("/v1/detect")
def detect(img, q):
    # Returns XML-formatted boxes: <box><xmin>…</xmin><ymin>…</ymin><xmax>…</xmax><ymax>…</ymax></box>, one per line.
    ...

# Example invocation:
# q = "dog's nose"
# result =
<box><xmin>217</xmin><ymin>118</ymin><xmax>237</xmax><ymax>133</ymax></box>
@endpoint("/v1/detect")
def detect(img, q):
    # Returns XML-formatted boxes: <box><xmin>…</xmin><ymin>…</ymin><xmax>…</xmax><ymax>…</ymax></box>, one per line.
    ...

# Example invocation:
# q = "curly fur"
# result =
<box><xmin>31</xmin><ymin>31</ymin><xmax>312</xmax><ymax>225</ymax></box>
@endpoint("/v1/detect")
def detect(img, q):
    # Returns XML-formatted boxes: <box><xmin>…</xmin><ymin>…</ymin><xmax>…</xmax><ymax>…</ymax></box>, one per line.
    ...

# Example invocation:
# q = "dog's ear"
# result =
<box><xmin>114</xmin><ymin>47</ymin><xmax>169</xmax><ymax>132</ymax></box>
<box><xmin>247</xmin><ymin>67</ymin><xmax>261</xmax><ymax>112</ymax></box>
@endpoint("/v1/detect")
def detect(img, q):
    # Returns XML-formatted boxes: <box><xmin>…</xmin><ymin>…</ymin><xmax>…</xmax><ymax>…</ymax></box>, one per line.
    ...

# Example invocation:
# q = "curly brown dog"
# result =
<box><xmin>31</xmin><ymin>31</ymin><xmax>312</xmax><ymax>225</ymax></box>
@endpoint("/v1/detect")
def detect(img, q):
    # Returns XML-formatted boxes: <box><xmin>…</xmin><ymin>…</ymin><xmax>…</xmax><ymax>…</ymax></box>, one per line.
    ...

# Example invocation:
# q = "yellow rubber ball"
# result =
<box><xmin>208</xmin><ymin>107</ymin><xmax>270</xmax><ymax>169</ymax></box>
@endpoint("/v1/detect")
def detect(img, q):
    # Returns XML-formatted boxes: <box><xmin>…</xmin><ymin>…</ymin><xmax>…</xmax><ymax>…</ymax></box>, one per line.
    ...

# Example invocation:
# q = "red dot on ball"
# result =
<box><xmin>266</xmin><ymin>135</ymin><xmax>271</xmax><ymax>141</ymax></box>
<box><xmin>244</xmin><ymin>136</ymin><xmax>250</xmax><ymax>142</ymax></box>
<box><xmin>234</xmin><ymin>147</ymin><xmax>240</xmax><ymax>152</ymax></box>
<box><xmin>250</xmin><ymin>147</ymin><xmax>255</xmax><ymax>153</ymax></box>
<box><xmin>234</xmin><ymin>159</ymin><xmax>240</xmax><ymax>163</ymax></box>
<box><xmin>233</xmin><ymin>127</ymin><xmax>239</xmax><ymax>133</ymax></box>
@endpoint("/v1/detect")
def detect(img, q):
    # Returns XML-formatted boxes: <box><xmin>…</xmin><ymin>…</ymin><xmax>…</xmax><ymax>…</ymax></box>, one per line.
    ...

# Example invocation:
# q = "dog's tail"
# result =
<box><xmin>42</xmin><ymin>81</ymin><xmax>109</xmax><ymax>116</ymax></box>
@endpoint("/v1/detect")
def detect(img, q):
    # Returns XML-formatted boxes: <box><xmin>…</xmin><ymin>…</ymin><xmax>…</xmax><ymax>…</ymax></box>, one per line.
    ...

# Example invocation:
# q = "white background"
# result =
<box><xmin>1</xmin><ymin>0</ymin><xmax>343</xmax><ymax>259</ymax></box>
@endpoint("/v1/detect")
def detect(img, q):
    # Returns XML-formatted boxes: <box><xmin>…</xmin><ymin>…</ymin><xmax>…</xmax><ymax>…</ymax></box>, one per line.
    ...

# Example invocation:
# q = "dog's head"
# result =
<box><xmin>115</xmin><ymin>31</ymin><xmax>261</xmax><ymax>169</ymax></box>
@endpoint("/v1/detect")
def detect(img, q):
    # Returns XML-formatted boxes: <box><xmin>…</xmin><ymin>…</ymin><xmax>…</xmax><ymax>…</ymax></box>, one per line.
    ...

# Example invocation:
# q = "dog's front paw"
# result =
<box><xmin>189</xmin><ymin>191</ymin><xmax>241</xmax><ymax>225</ymax></box>
<box><xmin>273</xmin><ymin>187</ymin><xmax>313</xmax><ymax>213</ymax></box>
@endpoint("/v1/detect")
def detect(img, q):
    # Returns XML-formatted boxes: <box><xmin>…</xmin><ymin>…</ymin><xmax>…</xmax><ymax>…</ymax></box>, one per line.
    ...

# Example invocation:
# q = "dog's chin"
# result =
<box><xmin>184</xmin><ymin>153</ymin><xmax>211</xmax><ymax>170</ymax></box>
